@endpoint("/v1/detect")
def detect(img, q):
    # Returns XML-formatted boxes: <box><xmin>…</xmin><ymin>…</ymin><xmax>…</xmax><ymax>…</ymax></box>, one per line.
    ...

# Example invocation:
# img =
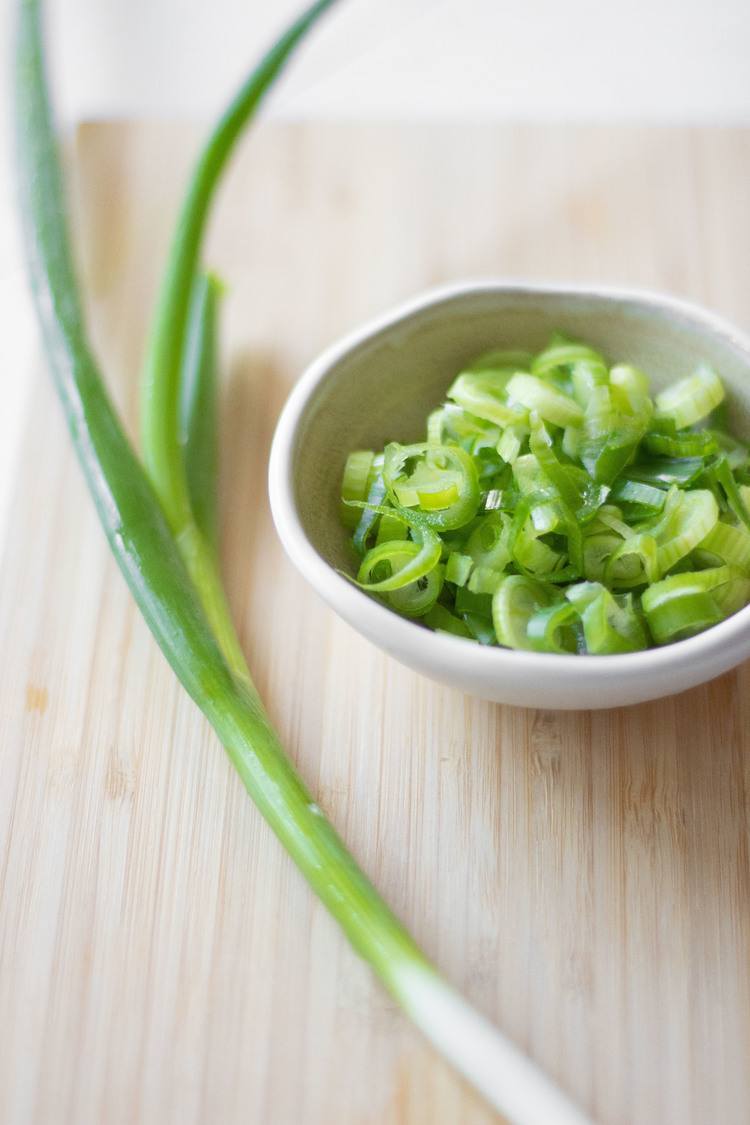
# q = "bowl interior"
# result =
<box><xmin>291</xmin><ymin>287</ymin><xmax>750</xmax><ymax>573</ymax></box>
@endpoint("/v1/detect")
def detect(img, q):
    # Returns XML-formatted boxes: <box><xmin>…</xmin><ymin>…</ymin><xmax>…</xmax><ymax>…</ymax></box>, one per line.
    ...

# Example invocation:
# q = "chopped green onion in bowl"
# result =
<box><xmin>340</xmin><ymin>336</ymin><xmax>750</xmax><ymax>653</ymax></box>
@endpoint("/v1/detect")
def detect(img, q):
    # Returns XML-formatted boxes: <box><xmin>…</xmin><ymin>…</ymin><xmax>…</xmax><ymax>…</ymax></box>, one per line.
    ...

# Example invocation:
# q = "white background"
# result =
<box><xmin>2</xmin><ymin>0</ymin><xmax>750</xmax><ymax>554</ymax></box>
<box><xmin>48</xmin><ymin>0</ymin><xmax>750</xmax><ymax>123</ymax></box>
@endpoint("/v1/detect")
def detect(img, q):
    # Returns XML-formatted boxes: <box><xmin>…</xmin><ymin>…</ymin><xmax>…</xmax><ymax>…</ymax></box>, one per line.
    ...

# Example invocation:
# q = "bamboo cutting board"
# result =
<box><xmin>2</xmin><ymin>123</ymin><xmax>750</xmax><ymax>1125</ymax></box>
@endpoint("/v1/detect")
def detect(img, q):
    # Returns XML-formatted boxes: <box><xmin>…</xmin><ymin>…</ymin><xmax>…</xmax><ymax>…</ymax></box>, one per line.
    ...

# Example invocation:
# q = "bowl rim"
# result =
<box><xmin>268</xmin><ymin>279</ymin><xmax>750</xmax><ymax>682</ymax></box>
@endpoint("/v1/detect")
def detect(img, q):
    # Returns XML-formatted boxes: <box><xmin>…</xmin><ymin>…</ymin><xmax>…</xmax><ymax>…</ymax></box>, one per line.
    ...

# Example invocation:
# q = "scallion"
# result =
<box><xmin>342</xmin><ymin>336</ymin><xmax>750</xmax><ymax>652</ymax></box>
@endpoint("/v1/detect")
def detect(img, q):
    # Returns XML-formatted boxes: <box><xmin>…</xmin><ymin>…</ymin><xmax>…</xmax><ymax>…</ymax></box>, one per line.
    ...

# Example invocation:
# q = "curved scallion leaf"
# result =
<box><xmin>695</xmin><ymin>519</ymin><xmax>750</xmax><ymax>574</ymax></box>
<box><xmin>609</xmin><ymin>363</ymin><xmax>650</xmax><ymax>404</ymax></box>
<box><xmin>375</xmin><ymin>509</ymin><xmax>408</xmax><ymax>545</ymax></box>
<box><xmin>388</xmin><ymin>564</ymin><xmax>444</xmax><ymax>616</ymax></box>
<box><xmin>448</xmin><ymin>372</ymin><xmax>525</xmax><ymax>427</ymax></box>
<box><xmin>565</xmin><ymin>582</ymin><xmax>648</xmax><ymax>654</ymax></box>
<box><xmin>655</xmin><ymin>364</ymin><xmax>725</xmax><ymax>429</ymax></box>
<box><xmin>341</xmin><ymin>449</ymin><xmax>376</xmax><ymax>530</ymax></box>
<box><xmin>445</xmin><ymin>551</ymin><xmax>474</xmax><ymax>586</ymax></box>
<box><xmin>648</xmin><ymin>488</ymin><xmax>718</xmax><ymax>573</ymax></box>
<box><xmin>383</xmin><ymin>442</ymin><xmax>481</xmax><ymax>530</ymax></box>
<box><xmin>643</xmin><ymin>427</ymin><xmax>718</xmax><ymax>459</ymax></box>
<box><xmin>526</xmin><ymin>601</ymin><xmax>579</xmax><ymax>654</ymax></box>
<box><xmin>604</xmin><ymin>533</ymin><xmax>659</xmax><ymax>589</ymax></box>
<box><xmin>141</xmin><ymin>0</ymin><xmax>339</xmax><ymax>531</ymax></box>
<box><xmin>506</xmin><ymin>372</ymin><xmax>583</xmax><ymax>428</ymax></box>
<box><xmin>707</xmin><ymin>455</ymin><xmax>750</xmax><ymax>531</ymax></box>
<box><xmin>423</xmin><ymin>603</ymin><xmax>473</xmax><ymax>638</ymax></box>
<box><xmin>625</xmin><ymin>457</ymin><xmax>706</xmax><ymax>488</ymax></box>
<box><xmin>353</xmin><ymin>473</ymin><xmax>386</xmax><ymax>555</ymax></box>
<box><xmin>492</xmin><ymin>574</ymin><xmax>556</xmax><ymax>650</ymax></box>
<box><xmin>356</xmin><ymin>529</ymin><xmax>442</xmax><ymax>593</ymax></box>
<box><xmin>610</xmin><ymin>477</ymin><xmax>666</xmax><ymax>516</ymax></box>
<box><xmin>465</xmin><ymin>512</ymin><xmax>511</xmax><ymax>571</ymax></box>
<box><xmin>641</xmin><ymin>567</ymin><xmax>742</xmax><ymax>644</ymax></box>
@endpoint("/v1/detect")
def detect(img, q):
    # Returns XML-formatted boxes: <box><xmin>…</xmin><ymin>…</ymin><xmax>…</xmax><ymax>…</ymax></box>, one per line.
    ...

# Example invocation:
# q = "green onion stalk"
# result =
<box><xmin>14</xmin><ymin>1</ymin><xmax>589</xmax><ymax>1121</ymax></box>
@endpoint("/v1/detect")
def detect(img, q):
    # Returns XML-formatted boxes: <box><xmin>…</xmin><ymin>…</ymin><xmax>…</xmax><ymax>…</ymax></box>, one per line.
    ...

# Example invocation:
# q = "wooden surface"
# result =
<box><xmin>2</xmin><ymin>123</ymin><xmax>750</xmax><ymax>1125</ymax></box>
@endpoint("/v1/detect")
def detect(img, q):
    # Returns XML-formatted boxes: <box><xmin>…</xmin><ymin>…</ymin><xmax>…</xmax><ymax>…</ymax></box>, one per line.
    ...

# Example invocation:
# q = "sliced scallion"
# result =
<box><xmin>342</xmin><ymin>336</ymin><xmax>750</xmax><ymax>652</ymax></box>
<box><xmin>655</xmin><ymin>364</ymin><xmax>725</xmax><ymax>429</ymax></box>
<box><xmin>357</xmin><ymin>530</ymin><xmax>442</xmax><ymax>593</ymax></box>
<box><xmin>341</xmin><ymin>450</ymin><xmax>376</xmax><ymax>529</ymax></box>
<box><xmin>506</xmin><ymin>372</ymin><xmax>583</xmax><ymax>428</ymax></box>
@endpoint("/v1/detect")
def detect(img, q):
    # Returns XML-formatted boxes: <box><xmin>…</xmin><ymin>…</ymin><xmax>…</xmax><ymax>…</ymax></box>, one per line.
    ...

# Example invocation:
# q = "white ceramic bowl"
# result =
<box><xmin>269</xmin><ymin>282</ymin><xmax>750</xmax><ymax>709</ymax></box>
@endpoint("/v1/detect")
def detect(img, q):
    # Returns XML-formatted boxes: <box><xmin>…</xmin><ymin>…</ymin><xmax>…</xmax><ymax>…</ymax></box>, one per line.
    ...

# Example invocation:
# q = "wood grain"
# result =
<box><xmin>2</xmin><ymin>123</ymin><xmax>750</xmax><ymax>1125</ymax></box>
